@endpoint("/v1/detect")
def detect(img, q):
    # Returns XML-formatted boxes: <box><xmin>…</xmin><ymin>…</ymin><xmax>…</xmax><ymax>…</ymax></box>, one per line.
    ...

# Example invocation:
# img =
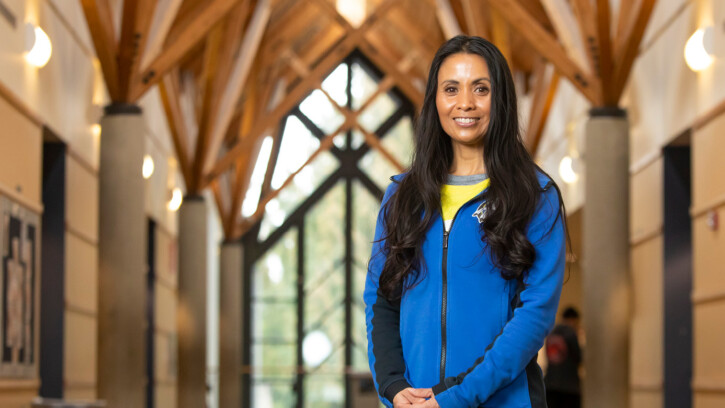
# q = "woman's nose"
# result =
<box><xmin>457</xmin><ymin>89</ymin><xmax>474</xmax><ymax>110</ymax></box>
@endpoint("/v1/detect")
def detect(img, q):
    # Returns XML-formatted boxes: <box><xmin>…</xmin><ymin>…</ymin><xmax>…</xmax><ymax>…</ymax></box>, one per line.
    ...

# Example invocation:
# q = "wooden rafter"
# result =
<box><xmin>131</xmin><ymin>0</ymin><xmax>243</xmax><ymax>101</ymax></box>
<box><xmin>206</xmin><ymin>0</ymin><xmax>272</xmax><ymax>178</ymax></box>
<box><xmin>490</xmin><ymin>8</ymin><xmax>513</xmax><ymax>67</ymax></box>
<box><xmin>118</xmin><ymin>0</ymin><xmax>156</xmax><ymax>101</ymax></box>
<box><xmin>461</xmin><ymin>0</ymin><xmax>489</xmax><ymax>38</ymax></box>
<box><xmin>614</xmin><ymin>0</ymin><xmax>636</xmax><ymax>55</ymax></box>
<box><xmin>140</xmin><ymin>0</ymin><xmax>184</xmax><ymax>70</ymax></box>
<box><xmin>191</xmin><ymin>25</ymin><xmax>225</xmax><ymax>193</ymax></box>
<box><xmin>80</xmin><ymin>0</ymin><xmax>120</xmax><ymax>100</ymax></box>
<box><xmin>227</xmin><ymin>62</ymin><xmax>281</xmax><ymax>233</ymax></box>
<box><xmin>434</xmin><ymin>0</ymin><xmax>463</xmax><ymax>39</ymax></box>
<box><xmin>486</xmin><ymin>0</ymin><xmax>598</xmax><ymax>103</ymax></box>
<box><xmin>595</xmin><ymin>0</ymin><xmax>614</xmax><ymax>103</ymax></box>
<box><xmin>158</xmin><ymin>69</ymin><xmax>194</xmax><ymax>189</ymax></box>
<box><xmin>206</xmin><ymin>0</ymin><xmax>405</xmax><ymax>184</ymax></box>
<box><xmin>610</xmin><ymin>0</ymin><xmax>657</xmax><ymax>104</ymax></box>
<box><xmin>570</xmin><ymin>0</ymin><xmax>604</xmax><ymax>104</ymax></box>
<box><xmin>526</xmin><ymin>60</ymin><xmax>560</xmax><ymax>155</ymax></box>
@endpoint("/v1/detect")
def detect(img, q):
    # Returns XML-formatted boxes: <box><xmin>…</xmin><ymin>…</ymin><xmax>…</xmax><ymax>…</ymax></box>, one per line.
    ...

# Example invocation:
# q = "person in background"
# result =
<box><xmin>544</xmin><ymin>306</ymin><xmax>582</xmax><ymax>408</ymax></box>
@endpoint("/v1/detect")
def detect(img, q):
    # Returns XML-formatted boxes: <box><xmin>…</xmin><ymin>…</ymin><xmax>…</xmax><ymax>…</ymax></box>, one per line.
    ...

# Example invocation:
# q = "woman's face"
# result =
<box><xmin>436</xmin><ymin>53</ymin><xmax>492</xmax><ymax>147</ymax></box>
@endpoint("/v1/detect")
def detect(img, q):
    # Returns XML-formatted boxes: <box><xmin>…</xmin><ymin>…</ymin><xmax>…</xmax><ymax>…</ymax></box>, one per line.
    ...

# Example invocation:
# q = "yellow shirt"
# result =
<box><xmin>441</xmin><ymin>178</ymin><xmax>490</xmax><ymax>231</ymax></box>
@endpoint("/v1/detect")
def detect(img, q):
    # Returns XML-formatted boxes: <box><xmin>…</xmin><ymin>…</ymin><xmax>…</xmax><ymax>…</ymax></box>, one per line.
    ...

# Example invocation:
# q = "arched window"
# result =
<box><xmin>242</xmin><ymin>51</ymin><xmax>415</xmax><ymax>407</ymax></box>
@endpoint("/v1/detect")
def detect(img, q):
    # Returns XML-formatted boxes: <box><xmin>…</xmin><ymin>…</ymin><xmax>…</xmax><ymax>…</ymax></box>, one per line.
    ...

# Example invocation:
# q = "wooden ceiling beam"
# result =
<box><xmin>118</xmin><ymin>0</ymin><xmax>156</xmax><ymax>101</ymax></box>
<box><xmin>595</xmin><ymin>0</ymin><xmax>614</xmax><ymax>104</ymax></box>
<box><xmin>80</xmin><ymin>0</ymin><xmax>120</xmax><ymax>100</ymax></box>
<box><xmin>610</xmin><ymin>0</ymin><xmax>656</xmax><ymax>104</ymax></box>
<box><xmin>140</xmin><ymin>0</ymin><xmax>184</xmax><ymax>70</ymax></box>
<box><xmin>228</xmin><ymin>63</ymin><xmax>280</xmax><ymax>230</ymax></box>
<box><xmin>131</xmin><ymin>0</ymin><xmax>243</xmax><ymax>102</ymax></box>
<box><xmin>358</xmin><ymin>35</ymin><xmax>424</xmax><ymax>106</ymax></box>
<box><xmin>206</xmin><ymin>0</ymin><xmax>403</xmax><ymax>185</ymax></box>
<box><xmin>489</xmin><ymin>8</ymin><xmax>513</xmax><ymax>67</ymax></box>
<box><xmin>538</xmin><ymin>0</ymin><xmax>588</xmax><ymax>71</ymax></box>
<box><xmin>526</xmin><ymin>60</ymin><xmax>560</xmax><ymax>155</ymax></box>
<box><xmin>191</xmin><ymin>25</ymin><xmax>225</xmax><ymax>193</ymax></box>
<box><xmin>158</xmin><ymin>69</ymin><xmax>194</xmax><ymax>189</ymax></box>
<box><xmin>486</xmin><ymin>0</ymin><xmax>598</xmax><ymax>104</ymax></box>
<box><xmin>434</xmin><ymin>0</ymin><xmax>463</xmax><ymax>39</ymax></box>
<box><xmin>205</xmin><ymin>0</ymin><xmax>272</xmax><ymax>178</ymax></box>
<box><xmin>571</xmin><ymin>0</ymin><xmax>604</xmax><ymax>105</ymax></box>
<box><xmin>461</xmin><ymin>0</ymin><xmax>489</xmax><ymax>38</ymax></box>
<box><xmin>614</xmin><ymin>0</ymin><xmax>636</xmax><ymax>57</ymax></box>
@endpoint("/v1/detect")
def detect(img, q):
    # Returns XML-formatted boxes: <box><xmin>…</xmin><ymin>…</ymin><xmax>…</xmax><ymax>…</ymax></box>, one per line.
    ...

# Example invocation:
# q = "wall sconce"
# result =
<box><xmin>559</xmin><ymin>155</ymin><xmax>580</xmax><ymax>184</ymax></box>
<box><xmin>685</xmin><ymin>26</ymin><xmax>714</xmax><ymax>72</ymax></box>
<box><xmin>90</xmin><ymin>123</ymin><xmax>102</xmax><ymax>139</ymax></box>
<box><xmin>24</xmin><ymin>23</ymin><xmax>52</xmax><ymax>68</ymax></box>
<box><xmin>167</xmin><ymin>187</ymin><xmax>183</xmax><ymax>211</ymax></box>
<box><xmin>142</xmin><ymin>155</ymin><xmax>155</xmax><ymax>179</ymax></box>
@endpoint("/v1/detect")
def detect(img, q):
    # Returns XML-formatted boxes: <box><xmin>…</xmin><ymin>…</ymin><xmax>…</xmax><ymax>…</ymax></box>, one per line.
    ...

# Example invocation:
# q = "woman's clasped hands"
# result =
<box><xmin>393</xmin><ymin>387</ymin><xmax>440</xmax><ymax>407</ymax></box>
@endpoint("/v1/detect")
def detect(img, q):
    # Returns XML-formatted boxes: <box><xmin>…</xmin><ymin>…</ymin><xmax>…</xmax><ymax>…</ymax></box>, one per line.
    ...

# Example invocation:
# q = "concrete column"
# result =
<box><xmin>97</xmin><ymin>103</ymin><xmax>146</xmax><ymax>407</ymax></box>
<box><xmin>582</xmin><ymin>108</ymin><xmax>631</xmax><ymax>408</ymax></box>
<box><xmin>219</xmin><ymin>240</ymin><xmax>243</xmax><ymax>408</ymax></box>
<box><xmin>177</xmin><ymin>196</ymin><xmax>208</xmax><ymax>408</ymax></box>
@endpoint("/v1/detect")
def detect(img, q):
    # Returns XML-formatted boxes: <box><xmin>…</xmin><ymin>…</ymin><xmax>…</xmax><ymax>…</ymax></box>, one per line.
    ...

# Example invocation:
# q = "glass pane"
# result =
<box><xmin>321</xmin><ymin>63</ymin><xmax>348</xmax><ymax>107</ymax></box>
<box><xmin>252</xmin><ymin>379</ymin><xmax>296</xmax><ymax>408</ymax></box>
<box><xmin>380</xmin><ymin>115</ymin><xmax>414</xmax><ymax>167</ymax></box>
<box><xmin>271</xmin><ymin>115</ymin><xmax>320</xmax><ymax>190</ymax></box>
<box><xmin>352</xmin><ymin>340</ymin><xmax>370</xmax><ymax>373</ymax></box>
<box><xmin>305</xmin><ymin>375</ymin><xmax>344</xmax><ymax>407</ymax></box>
<box><xmin>359</xmin><ymin>148</ymin><xmax>399</xmax><ymax>191</ymax></box>
<box><xmin>333</xmin><ymin>133</ymin><xmax>346</xmax><ymax>149</ymax></box>
<box><xmin>306</xmin><ymin>343</ymin><xmax>344</xmax><ymax>373</ymax></box>
<box><xmin>251</xmin><ymin>344</ymin><xmax>297</xmax><ymax>375</ymax></box>
<box><xmin>299</xmin><ymin>89</ymin><xmax>345</xmax><ymax>135</ymax></box>
<box><xmin>351</xmin><ymin>129</ymin><xmax>365</xmax><ymax>150</ymax></box>
<box><xmin>351</xmin><ymin>62</ymin><xmax>380</xmax><ymax>110</ymax></box>
<box><xmin>357</xmin><ymin>92</ymin><xmax>399</xmax><ymax>133</ymax></box>
<box><xmin>304</xmin><ymin>181</ymin><xmax>345</xmax><ymax>289</ymax></box>
<box><xmin>305</xmin><ymin>302</ymin><xmax>345</xmax><ymax>349</ymax></box>
<box><xmin>351</xmin><ymin>302</ymin><xmax>367</xmax><ymax>350</ymax></box>
<box><xmin>253</xmin><ymin>301</ymin><xmax>297</xmax><ymax>342</ymax></box>
<box><xmin>259</xmin><ymin>151</ymin><xmax>338</xmax><ymax>241</ymax></box>
<box><xmin>253</xmin><ymin>227</ymin><xmax>297</xmax><ymax>299</ymax></box>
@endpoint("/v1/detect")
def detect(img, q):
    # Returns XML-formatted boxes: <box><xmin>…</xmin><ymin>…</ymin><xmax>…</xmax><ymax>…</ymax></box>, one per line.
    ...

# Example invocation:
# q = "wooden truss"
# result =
<box><xmin>80</xmin><ymin>0</ymin><xmax>657</xmax><ymax>240</ymax></box>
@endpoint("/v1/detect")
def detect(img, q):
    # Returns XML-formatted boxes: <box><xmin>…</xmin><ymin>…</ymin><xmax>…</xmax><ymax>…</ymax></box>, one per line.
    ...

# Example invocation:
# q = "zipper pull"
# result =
<box><xmin>443</xmin><ymin>231</ymin><xmax>449</xmax><ymax>248</ymax></box>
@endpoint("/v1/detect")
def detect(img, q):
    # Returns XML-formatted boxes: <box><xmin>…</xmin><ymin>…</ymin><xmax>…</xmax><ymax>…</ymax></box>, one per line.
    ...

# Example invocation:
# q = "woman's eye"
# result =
<box><xmin>476</xmin><ymin>87</ymin><xmax>489</xmax><ymax>94</ymax></box>
<box><xmin>445</xmin><ymin>87</ymin><xmax>457</xmax><ymax>93</ymax></box>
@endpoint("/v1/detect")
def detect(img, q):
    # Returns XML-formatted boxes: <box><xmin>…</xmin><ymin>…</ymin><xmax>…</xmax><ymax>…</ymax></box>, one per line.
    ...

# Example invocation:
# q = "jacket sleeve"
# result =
<box><xmin>364</xmin><ymin>182</ymin><xmax>411</xmax><ymax>407</ymax></box>
<box><xmin>432</xmin><ymin>185</ymin><xmax>567</xmax><ymax>407</ymax></box>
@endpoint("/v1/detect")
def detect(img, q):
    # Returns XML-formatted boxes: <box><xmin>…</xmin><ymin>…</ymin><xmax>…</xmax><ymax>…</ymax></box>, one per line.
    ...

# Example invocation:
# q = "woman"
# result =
<box><xmin>364</xmin><ymin>35</ymin><xmax>569</xmax><ymax>408</ymax></box>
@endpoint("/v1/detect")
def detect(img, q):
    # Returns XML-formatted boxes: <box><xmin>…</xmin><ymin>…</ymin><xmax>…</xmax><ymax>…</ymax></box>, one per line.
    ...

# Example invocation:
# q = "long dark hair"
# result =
<box><xmin>377</xmin><ymin>35</ymin><xmax>569</xmax><ymax>302</ymax></box>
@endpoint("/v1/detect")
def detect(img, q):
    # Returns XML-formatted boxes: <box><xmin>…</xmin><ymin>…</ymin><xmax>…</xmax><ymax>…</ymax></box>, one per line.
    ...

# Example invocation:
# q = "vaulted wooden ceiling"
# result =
<box><xmin>80</xmin><ymin>0</ymin><xmax>656</xmax><ymax>239</ymax></box>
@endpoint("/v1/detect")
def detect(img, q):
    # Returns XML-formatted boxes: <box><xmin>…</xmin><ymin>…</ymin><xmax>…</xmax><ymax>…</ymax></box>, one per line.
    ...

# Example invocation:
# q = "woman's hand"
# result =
<box><xmin>411</xmin><ymin>395</ymin><xmax>440</xmax><ymax>407</ymax></box>
<box><xmin>393</xmin><ymin>388</ymin><xmax>434</xmax><ymax>407</ymax></box>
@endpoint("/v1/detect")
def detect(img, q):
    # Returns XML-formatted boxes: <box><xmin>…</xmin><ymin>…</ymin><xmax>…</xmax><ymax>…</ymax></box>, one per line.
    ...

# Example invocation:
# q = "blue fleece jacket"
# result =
<box><xmin>364</xmin><ymin>171</ymin><xmax>566</xmax><ymax>407</ymax></box>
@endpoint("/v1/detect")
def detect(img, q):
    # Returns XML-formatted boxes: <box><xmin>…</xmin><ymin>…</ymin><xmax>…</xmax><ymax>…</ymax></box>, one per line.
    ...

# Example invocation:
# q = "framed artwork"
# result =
<box><xmin>0</xmin><ymin>194</ymin><xmax>40</xmax><ymax>378</ymax></box>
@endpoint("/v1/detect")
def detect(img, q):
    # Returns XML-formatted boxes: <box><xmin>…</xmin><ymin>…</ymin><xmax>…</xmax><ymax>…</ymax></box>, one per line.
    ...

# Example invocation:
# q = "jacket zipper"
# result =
<box><xmin>439</xmin><ymin>191</ymin><xmax>488</xmax><ymax>383</ymax></box>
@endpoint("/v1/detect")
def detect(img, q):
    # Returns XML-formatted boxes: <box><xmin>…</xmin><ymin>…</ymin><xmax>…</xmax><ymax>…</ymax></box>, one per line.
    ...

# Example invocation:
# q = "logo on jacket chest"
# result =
<box><xmin>472</xmin><ymin>202</ymin><xmax>486</xmax><ymax>224</ymax></box>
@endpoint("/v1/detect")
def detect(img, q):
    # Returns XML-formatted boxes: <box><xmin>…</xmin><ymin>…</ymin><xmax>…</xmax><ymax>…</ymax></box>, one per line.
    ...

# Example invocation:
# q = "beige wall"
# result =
<box><xmin>692</xmin><ymin>112</ymin><xmax>725</xmax><ymax>407</ymax></box>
